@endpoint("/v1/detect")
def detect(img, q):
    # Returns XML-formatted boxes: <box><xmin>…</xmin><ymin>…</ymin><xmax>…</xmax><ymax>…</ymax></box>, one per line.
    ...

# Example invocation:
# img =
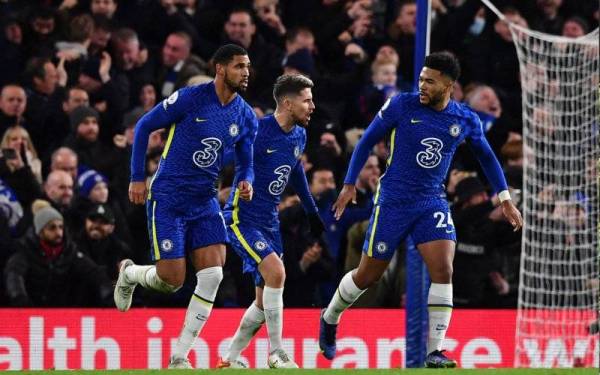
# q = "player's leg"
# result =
<box><xmin>114</xmin><ymin>199</ymin><xmax>185</xmax><ymax>312</ymax></box>
<box><xmin>418</xmin><ymin>240</ymin><xmax>457</xmax><ymax>368</ymax></box>
<box><xmin>412</xmin><ymin>201</ymin><xmax>457</xmax><ymax>368</ymax></box>
<box><xmin>219</xmin><ymin>285</ymin><xmax>265</xmax><ymax>368</ymax></box>
<box><xmin>170</xmin><ymin>243</ymin><xmax>226</xmax><ymax>368</ymax></box>
<box><xmin>258</xmin><ymin>253</ymin><xmax>297</xmax><ymax>368</ymax></box>
<box><xmin>171</xmin><ymin>199</ymin><xmax>228</xmax><ymax>367</ymax></box>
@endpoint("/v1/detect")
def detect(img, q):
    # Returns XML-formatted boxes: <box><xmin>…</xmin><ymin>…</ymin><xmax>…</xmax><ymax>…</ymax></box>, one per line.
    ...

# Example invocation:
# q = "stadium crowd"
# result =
<box><xmin>0</xmin><ymin>0</ymin><xmax>597</xmax><ymax>309</ymax></box>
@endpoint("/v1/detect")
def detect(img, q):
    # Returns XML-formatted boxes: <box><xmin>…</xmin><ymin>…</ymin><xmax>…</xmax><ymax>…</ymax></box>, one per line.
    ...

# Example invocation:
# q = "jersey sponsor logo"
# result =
<box><xmin>161</xmin><ymin>239</ymin><xmax>173</xmax><ymax>252</ymax></box>
<box><xmin>376</xmin><ymin>241</ymin><xmax>388</xmax><ymax>254</ymax></box>
<box><xmin>268</xmin><ymin>165</ymin><xmax>292</xmax><ymax>195</ymax></box>
<box><xmin>266</xmin><ymin>148</ymin><xmax>277</xmax><ymax>154</ymax></box>
<box><xmin>229</xmin><ymin>123</ymin><xmax>239</xmax><ymax>137</ymax></box>
<box><xmin>195</xmin><ymin>118</ymin><xmax>207</xmax><ymax>122</ymax></box>
<box><xmin>410</xmin><ymin>118</ymin><xmax>423</xmax><ymax>124</ymax></box>
<box><xmin>162</xmin><ymin>91</ymin><xmax>179</xmax><ymax>110</ymax></box>
<box><xmin>192</xmin><ymin>137</ymin><xmax>222</xmax><ymax>168</ymax></box>
<box><xmin>416</xmin><ymin>137</ymin><xmax>444</xmax><ymax>168</ymax></box>
<box><xmin>254</xmin><ymin>241</ymin><xmax>267</xmax><ymax>251</ymax></box>
<box><xmin>449</xmin><ymin>124</ymin><xmax>461</xmax><ymax>137</ymax></box>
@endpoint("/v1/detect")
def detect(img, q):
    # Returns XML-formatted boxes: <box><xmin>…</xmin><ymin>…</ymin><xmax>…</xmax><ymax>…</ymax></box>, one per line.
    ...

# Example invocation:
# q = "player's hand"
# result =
<box><xmin>332</xmin><ymin>184</ymin><xmax>357</xmax><ymax>220</ymax></box>
<box><xmin>238</xmin><ymin>180</ymin><xmax>253</xmax><ymax>201</ymax></box>
<box><xmin>501</xmin><ymin>199</ymin><xmax>523</xmax><ymax>232</ymax></box>
<box><xmin>129</xmin><ymin>181</ymin><xmax>147</xmax><ymax>205</ymax></box>
<box><xmin>307</xmin><ymin>212</ymin><xmax>326</xmax><ymax>238</ymax></box>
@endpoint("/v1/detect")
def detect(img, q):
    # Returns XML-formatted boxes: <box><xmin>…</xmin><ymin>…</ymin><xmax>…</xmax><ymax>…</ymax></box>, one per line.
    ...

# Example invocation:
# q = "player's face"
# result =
<box><xmin>221</xmin><ymin>55</ymin><xmax>251</xmax><ymax>93</ymax></box>
<box><xmin>418</xmin><ymin>67</ymin><xmax>452</xmax><ymax>107</ymax></box>
<box><xmin>287</xmin><ymin>87</ymin><xmax>315</xmax><ymax>127</ymax></box>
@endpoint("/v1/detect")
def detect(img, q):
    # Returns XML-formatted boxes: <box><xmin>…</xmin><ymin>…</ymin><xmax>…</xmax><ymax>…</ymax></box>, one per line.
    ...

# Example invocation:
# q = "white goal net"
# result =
<box><xmin>508</xmin><ymin>23</ymin><xmax>599</xmax><ymax>368</ymax></box>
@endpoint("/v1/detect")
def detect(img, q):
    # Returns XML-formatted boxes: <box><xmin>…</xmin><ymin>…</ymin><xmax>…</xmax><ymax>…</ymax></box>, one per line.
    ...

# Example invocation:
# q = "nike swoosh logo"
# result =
<box><xmin>411</xmin><ymin>119</ymin><xmax>422</xmax><ymax>124</ymax></box>
<box><xmin>195</xmin><ymin>118</ymin><xmax>207</xmax><ymax>122</ymax></box>
<box><xmin>266</xmin><ymin>149</ymin><xmax>277</xmax><ymax>154</ymax></box>
<box><xmin>446</xmin><ymin>230</ymin><xmax>454</xmax><ymax>234</ymax></box>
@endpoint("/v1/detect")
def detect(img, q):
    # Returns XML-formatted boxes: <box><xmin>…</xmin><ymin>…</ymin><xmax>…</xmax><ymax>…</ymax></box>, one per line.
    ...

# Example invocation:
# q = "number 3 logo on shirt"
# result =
<box><xmin>416</xmin><ymin>137</ymin><xmax>443</xmax><ymax>168</ymax></box>
<box><xmin>268</xmin><ymin>165</ymin><xmax>291</xmax><ymax>195</ymax></box>
<box><xmin>193</xmin><ymin>137</ymin><xmax>222</xmax><ymax>168</ymax></box>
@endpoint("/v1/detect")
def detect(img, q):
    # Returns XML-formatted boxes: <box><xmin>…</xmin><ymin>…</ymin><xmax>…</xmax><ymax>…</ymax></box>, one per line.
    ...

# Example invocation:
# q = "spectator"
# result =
<box><xmin>358</xmin><ymin>60</ymin><xmax>399</xmax><ymax>124</ymax></box>
<box><xmin>23</xmin><ymin>57</ymin><xmax>68</xmax><ymax>157</ymax></box>
<box><xmin>111</xmin><ymin>28</ymin><xmax>157</xmax><ymax>108</ymax></box>
<box><xmin>72</xmin><ymin>168</ymin><xmax>132</xmax><ymax>244</ymax></box>
<box><xmin>3</xmin><ymin>201</ymin><xmax>113</xmax><ymax>306</ymax></box>
<box><xmin>0</xmin><ymin>125</ymin><xmax>42</xmax><ymax>183</ymax></box>
<box><xmin>0</xmin><ymin>16</ymin><xmax>24</xmax><ymax>87</ymax></box>
<box><xmin>279</xmin><ymin>201</ymin><xmax>335</xmax><ymax>307</ymax></box>
<box><xmin>158</xmin><ymin>31</ymin><xmax>207</xmax><ymax>98</ymax></box>
<box><xmin>562</xmin><ymin>16</ymin><xmax>589</xmax><ymax>38</ymax></box>
<box><xmin>23</xmin><ymin>6</ymin><xmax>58</xmax><ymax>58</ymax></box>
<box><xmin>50</xmin><ymin>146</ymin><xmax>78</xmax><ymax>181</ymax></box>
<box><xmin>386</xmin><ymin>0</ymin><xmax>417</xmax><ymax>88</ymax></box>
<box><xmin>63</xmin><ymin>106</ymin><xmax>128</xmax><ymax>180</ymax></box>
<box><xmin>44</xmin><ymin>87</ymin><xmax>90</xmax><ymax>158</ymax></box>
<box><xmin>76</xmin><ymin>203</ymin><xmax>132</xmax><ymax>281</ymax></box>
<box><xmin>43</xmin><ymin>170</ymin><xmax>74</xmax><ymax>219</ymax></box>
<box><xmin>0</xmin><ymin>84</ymin><xmax>26</xmax><ymax>134</ymax></box>
<box><xmin>532</xmin><ymin>0</ymin><xmax>564</xmax><ymax>35</ymax></box>
<box><xmin>223</xmin><ymin>8</ymin><xmax>283</xmax><ymax>107</ymax></box>
<box><xmin>464</xmin><ymin>7</ymin><xmax>528</xmax><ymax>116</ymax></box>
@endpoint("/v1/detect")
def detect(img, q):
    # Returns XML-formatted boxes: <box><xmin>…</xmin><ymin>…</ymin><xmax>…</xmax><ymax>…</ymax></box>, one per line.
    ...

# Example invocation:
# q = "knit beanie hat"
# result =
<box><xmin>77</xmin><ymin>169</ymin><xmax>107</xmax><ymax>198</ymax></box>
<box><xmin>69</xmin><ymin>106</ymin><xmax>99</xmax><ymax>131</ymax></box>
<box><xmin>34</xmin><ymin>206</ymin><xmax>63</xmax><ymax>235</ymax></box>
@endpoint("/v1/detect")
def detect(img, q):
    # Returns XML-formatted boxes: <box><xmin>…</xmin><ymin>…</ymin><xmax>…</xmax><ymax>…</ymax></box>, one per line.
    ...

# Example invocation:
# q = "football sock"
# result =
<box><xmin>427</xmin><ymin>283</ymin><xmax>453</xmax><ymax>354</ymax></box>
<box><xmin>323</xmin><ymin>271</ymin><xmax>365</xmax><ymax>324</ymax></box>
<box><xmin>172</xmin><ymin>267</ymin><xmax>223</xmax><ymax>360</ymax></box>
<box><xmin>125</xmin><ymin>265</ymin><xmax>179</xmax><ymax>293</ymax></box>
<box><xmin>226</xmin><ymin>302</ymin><xmax>265</xmax><ymax>362</ymax></box>
<box><xmin>263</xmin><ymin>286</ymin><xmax>284</xmax><ymax>352</ymax></box>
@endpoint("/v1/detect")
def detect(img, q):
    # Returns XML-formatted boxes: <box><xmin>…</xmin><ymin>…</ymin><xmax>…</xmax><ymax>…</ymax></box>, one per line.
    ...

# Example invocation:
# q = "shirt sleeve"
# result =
<box><xmin>130</xmin><ymin>88</ymin><xmax>193</xmax><ymax>181</ymax></box>
<box><xmin>466</xmin><ymin>112</ymin><xmax>509</xmax><ymax>193</ymax></box>
<box><xmin>234</xmin><ymin>106</ymin><xmax>258</xmax><ymax>184</ymax></box>
<box><xmin>343</xmin><ymin>95</ymin><xmax>402</xmax><ymax>185</ymax></box>
<box><xmin>289</xmin><ymin>160</ymin><xmax>318</xmax><ymax>214</ymax></box>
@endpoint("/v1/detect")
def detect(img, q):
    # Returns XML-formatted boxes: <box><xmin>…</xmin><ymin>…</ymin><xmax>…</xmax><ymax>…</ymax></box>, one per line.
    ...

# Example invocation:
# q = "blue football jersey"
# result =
<box><xmin>130</xmin><ymin>82</ymin><xmax>258</xmax><ymax>203</ymax></box>
<box><xmin>345</xmin><ymin>93</ymin><xmax>506</xmax><ymax>203</ymax></box>
<box><xmin>224</xmin><ymin>115</ymin><xmax>306</xmax><ymax>228</ymax></box>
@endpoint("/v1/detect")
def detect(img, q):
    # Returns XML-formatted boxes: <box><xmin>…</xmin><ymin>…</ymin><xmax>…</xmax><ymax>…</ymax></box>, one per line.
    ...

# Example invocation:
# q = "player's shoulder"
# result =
<box><xmin>451</xmin><ymin>100</ymin><xmax>477</xmax><ymax>119</ymax></box>
<box><xmin>389</xmin><ymin>92</ymin><xmax>419</xmax><ymax>108</ymax></box>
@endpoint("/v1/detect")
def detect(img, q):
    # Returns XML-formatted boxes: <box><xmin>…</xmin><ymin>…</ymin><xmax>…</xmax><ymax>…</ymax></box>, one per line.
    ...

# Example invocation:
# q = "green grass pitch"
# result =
<box><xmin>12</xmin><ymin>369</ymin><xmax>598</xmax><ymax>374</ymax></box>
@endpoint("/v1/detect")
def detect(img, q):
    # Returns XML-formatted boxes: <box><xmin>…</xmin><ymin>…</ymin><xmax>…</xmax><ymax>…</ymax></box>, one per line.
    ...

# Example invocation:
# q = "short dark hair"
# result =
<box><xmin>24</xmin><ymin>57</ymin><xmax>51</xmax><ymax>85</ymax></box>
<box><xmin>285</xmin><ymin>26</ymin><xmax>313</xmax><ymax>44</ymax></box>
<box><xmin>424</xmin><ymin>51</ymin><xmax>460</xmax><ymax>81</ymax></box>
<box><xmin>212</xmin><ymin>44</ymin><xmax>248</xmax><ymax>65</ymax></box>
<box><xmin>273</xmin><ymin>74</ymin><xmax>314</xmax><ymax>103</ymax></box>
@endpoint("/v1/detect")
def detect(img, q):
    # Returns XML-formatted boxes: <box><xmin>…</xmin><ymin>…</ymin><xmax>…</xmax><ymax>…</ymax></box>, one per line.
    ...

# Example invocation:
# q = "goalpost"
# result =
<box><xmin>480</xmin><ymin>0</ymin><xmax>600</xmax><ymax>368</ymax></box>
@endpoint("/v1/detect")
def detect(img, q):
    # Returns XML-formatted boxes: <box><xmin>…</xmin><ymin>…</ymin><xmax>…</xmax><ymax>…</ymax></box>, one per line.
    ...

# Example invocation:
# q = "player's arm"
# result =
<box><xmin>290</xmin><ymin>160</ymin><xmax>325</xmax><ymax>237</ymax></box>
<box><xmin>129</xmin><ymin>89</ymin><xmax>190</xmax><ymax>204</ymax></box>
<box><xmin>234</xmin><ymin>109</ymin><xmax>258</xmax><ymax>201</ymax></box>
<box><xmin>466</xmin><ymin>115</ymin><xmax>523</xmax><ymax>231</ymax></box>
<box><xmin>333</xmin><ymin>96</ymin><xmax>399</xmax><ymax>219</ymax></box>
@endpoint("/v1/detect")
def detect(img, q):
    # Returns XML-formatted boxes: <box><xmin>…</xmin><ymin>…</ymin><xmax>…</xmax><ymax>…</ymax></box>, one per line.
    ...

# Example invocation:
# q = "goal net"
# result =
<box><xmin>509</xmin><ymin>23</ymin><xmax>599</xmax><ymax>367</ymax></box>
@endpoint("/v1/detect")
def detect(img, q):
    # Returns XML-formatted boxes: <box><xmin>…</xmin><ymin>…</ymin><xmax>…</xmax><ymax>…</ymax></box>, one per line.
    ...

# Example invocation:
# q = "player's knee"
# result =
<box><xmin>196</xmin><ymin>266</ymin><xmax>224</xmax><ymax>292</ymax></box>
<box><xmin>353</xmin><ymin>271</ymin><xmax>381</xmax><ymax>289</ymax></box>
<box><xmin>264</xmin><ymin>266</ymin><xmax>285</xmax><ymax>287</ymax></box>
<box><xmin>429</xmin><ymin>263</ymin><xmax>453</xmax><ymax>284</ymax></box>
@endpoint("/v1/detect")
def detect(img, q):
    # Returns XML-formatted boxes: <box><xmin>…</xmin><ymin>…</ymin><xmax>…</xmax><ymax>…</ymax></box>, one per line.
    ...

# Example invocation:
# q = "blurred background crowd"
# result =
<box><xmin>0</xmin><ymin>0</ymin><xmax>597</xmax><ymax>309</ymax></box>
